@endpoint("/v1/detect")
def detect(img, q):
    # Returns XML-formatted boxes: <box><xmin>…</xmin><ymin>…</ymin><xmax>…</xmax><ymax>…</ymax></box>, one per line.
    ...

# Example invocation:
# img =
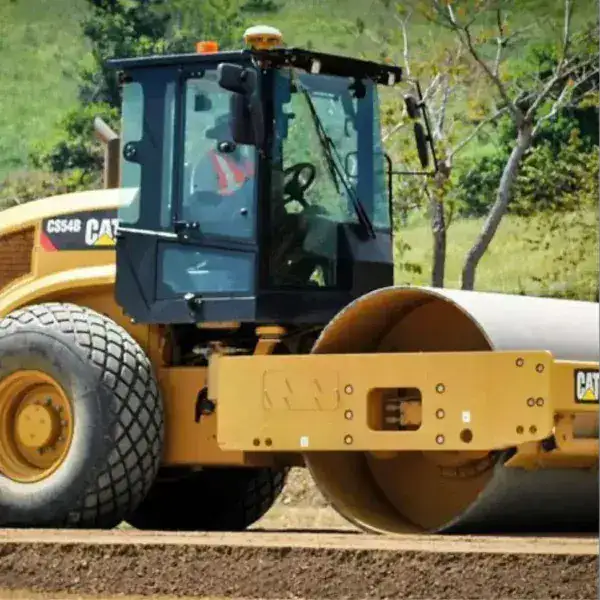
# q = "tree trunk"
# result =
<box><xmin>430</xmin><ymin>195</ymin><xmax>446</xmax><ymax>287</ymax></box>
<box><xmin>461</xmin><ymin>123</ymin><xmax>533</xmax><ymax>290</ymax></box>
<box><xmin>429</xmin><ymin>163</ymin><xmax>450</xmax><ymax>288</ymax></box>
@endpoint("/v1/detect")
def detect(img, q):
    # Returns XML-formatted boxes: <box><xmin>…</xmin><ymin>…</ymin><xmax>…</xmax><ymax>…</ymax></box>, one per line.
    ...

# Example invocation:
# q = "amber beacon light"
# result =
<box><xmin>243</xmin><ymin>24</ymin><xmax>283</xmax><ymax>49</ymax></box>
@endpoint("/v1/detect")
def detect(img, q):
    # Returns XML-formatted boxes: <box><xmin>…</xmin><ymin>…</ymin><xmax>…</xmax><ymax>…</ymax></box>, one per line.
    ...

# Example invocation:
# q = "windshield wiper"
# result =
<box><xmin>295</xmin><ymin>77</ymin><xmax>376</xmax><ymax>239</ymax></box>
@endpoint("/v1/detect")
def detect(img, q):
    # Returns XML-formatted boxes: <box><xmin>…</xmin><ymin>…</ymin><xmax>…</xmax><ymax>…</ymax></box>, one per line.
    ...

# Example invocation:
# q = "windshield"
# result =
<box><xmin>272</xmin><ymin>69</ymin><xmax>390</xmax><ymax>231</ymax></box>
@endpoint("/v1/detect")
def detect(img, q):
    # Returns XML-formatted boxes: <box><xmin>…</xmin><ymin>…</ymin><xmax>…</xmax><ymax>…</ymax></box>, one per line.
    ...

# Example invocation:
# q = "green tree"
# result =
<box><xmin>428</xmin><ymin>0</ymin><xmax>599</xmax><ymax>290</ymax></box>
<box><xmin>30</xmin><ymin>0</ymin><xmax>249</xmax><ymax>182</ymax></box>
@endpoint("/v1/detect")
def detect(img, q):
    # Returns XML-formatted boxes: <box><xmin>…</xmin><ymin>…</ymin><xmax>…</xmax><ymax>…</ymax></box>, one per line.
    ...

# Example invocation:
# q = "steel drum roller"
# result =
<box><xmin>304</xmin><ymin>286</ymin><xmax>599</xmax><ymax>534</ymax></box>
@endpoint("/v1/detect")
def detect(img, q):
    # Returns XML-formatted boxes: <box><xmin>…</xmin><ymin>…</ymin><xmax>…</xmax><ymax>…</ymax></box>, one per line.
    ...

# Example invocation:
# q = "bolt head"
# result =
<box><xmin>536</xmin><ymin>363</ymin><xmax>545</xmax><ymax>373</ymax></box>
<box><xmin>435</xmin><ymin>434</ymin><xmax>445</xmax><ymax>445</ymax></box>
<box><xmin>435</xmin><ymin>383</ymin><xmax>445</xmax><ymax>394</ymax></box>
<box><xmin>344</xmin><ymin>435</ymin><xmax>353</xmax><ymax>445</ymax></box>
<box><xmin>344</xmin><ymin>385</ymin><xmax>354</xmax><ymax>395</ymax></box>
<box><xmin>435</xmin><ymin>409</ymin><xmax>445</xmax><ymax>419</ymax></box>
<box><xmin>344</xmin><ymin>410</ymin><xmax>354</xmax><ymax>420</ymax></box>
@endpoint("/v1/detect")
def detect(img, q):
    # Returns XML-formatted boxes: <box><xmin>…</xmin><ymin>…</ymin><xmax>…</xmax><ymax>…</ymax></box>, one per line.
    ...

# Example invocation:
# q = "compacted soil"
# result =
<box><xmin>0</xmin><ymin>469</ymin><xmax>597</xmax><ymax>600</ymax></box>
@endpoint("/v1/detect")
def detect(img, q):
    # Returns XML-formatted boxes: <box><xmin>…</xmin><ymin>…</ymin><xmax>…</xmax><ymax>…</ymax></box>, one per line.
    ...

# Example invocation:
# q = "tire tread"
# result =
<box><xmin>0</xmin><ymin>303</ymin><xmax>164</xmax><ymax>528</ymax></box>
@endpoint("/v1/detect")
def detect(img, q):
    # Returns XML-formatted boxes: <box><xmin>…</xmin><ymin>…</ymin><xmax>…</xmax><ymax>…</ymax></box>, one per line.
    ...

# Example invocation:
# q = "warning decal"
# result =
<box><xmin>574</xmin><ymin>369</ymin><xmax>599</xmax><ymax>404</ymax></box>
<box><xmin>41</xmin><ymin>210</ymin><xmax>119</xmax><ymax>251</ymax></box>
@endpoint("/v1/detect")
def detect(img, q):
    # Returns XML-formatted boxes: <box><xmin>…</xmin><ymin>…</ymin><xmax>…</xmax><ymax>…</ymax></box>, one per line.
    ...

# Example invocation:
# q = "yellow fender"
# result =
<box><xmin>0</xmin><ymin>264</ymin><xmax>116</xmax><ymax>318</ymax></box>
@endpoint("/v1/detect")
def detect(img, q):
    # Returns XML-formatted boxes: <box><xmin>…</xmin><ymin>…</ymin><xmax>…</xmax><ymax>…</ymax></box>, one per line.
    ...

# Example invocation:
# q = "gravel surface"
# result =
<box><xmin>0</xmin><ymin>469</ymin><xmax>597</xmax><ymax>599</ymax></box>
<box><xmin>0</xmin><ymin>530</ymin><xmax>597</xmax><ymax>600</ymax></box>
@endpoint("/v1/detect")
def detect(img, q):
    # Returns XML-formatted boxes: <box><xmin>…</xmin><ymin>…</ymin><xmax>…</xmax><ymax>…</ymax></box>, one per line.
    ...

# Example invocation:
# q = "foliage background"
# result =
<box><xmin>0</xmin><ymin>0</ymin><xmax>597</xmax><ymax>299</ymax></box>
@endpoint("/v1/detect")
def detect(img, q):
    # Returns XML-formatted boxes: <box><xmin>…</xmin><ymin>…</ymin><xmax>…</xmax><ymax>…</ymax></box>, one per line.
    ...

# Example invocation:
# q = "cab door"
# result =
<box><xmin>115</xmin><ymin>60</ymin><xmax>261</xmax><ymax>325</ymax></box>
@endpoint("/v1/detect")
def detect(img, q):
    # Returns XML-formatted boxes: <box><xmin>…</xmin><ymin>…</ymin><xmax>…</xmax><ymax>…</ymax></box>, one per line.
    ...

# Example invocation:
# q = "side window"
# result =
<box><xmin>181</xmin><ymin>71</ymin><xmax>257</xmax><ymax>241</ymax></box>
<box><xmin>118</xmin><ymin>82</ymin><xmax>143</xmax><ymax>225</ymax></box>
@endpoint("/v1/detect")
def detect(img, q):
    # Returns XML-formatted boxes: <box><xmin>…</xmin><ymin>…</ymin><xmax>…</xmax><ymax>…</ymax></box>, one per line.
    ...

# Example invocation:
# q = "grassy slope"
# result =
<box><xmin>397</xmin><ymin>209</ymin><xmax>599</xmax><ymax>298</ymax></box>
<box><xmin>0</xmin><ymin>0</ymin><xmax>89</xmax><ymax>180</ymax></box>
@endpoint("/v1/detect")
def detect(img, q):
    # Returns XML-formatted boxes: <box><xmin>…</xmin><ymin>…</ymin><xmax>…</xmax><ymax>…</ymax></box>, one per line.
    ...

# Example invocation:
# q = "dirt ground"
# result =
<box><xmin>0</xmin><ymin>468</ymin><xmax>597</xmax><ymax>600</ymax></box>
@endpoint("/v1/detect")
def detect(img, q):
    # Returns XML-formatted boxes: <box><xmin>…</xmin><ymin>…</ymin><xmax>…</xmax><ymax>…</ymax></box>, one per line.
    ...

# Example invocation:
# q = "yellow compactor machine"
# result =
<box><xmin>0</xmin><ymin>29</ymin><xmax>598</xmax><ymax>535</ymax></box>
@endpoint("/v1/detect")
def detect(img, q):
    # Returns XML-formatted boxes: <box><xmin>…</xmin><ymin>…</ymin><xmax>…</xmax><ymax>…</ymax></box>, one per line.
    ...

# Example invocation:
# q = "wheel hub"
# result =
<box><xmin>0</xmin><ymin>371</ymin><xmax>73</xmax><ymax>483</ymax></box>
<box><xmin>16</xmin><ymin>403</ymin><xmax>60</xmax><ymax>449</ymax></box>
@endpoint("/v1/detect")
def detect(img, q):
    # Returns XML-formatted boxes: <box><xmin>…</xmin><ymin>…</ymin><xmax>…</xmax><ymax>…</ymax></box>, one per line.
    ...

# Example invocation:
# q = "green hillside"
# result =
<box><xmin>0</xmin><ymin>0</ymin><xmax>594</xmax><ymax>177</ymax></box>
<box><xmin>0</xmin><ymin>0</ymin><xmax>90</xmax><ymax>179</ymax></box>
<box><xmin>396</xmin><ymin>208</ymin><xmax>598</xmax><ymax>299</ymax></box>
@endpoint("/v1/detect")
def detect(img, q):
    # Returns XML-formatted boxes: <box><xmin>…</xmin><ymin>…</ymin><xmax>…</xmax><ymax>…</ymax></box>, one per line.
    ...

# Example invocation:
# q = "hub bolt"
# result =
<box><xmin>436</xmin><ymin>434</ymin><xmax>445</xmax><ymax>445</ymax></box>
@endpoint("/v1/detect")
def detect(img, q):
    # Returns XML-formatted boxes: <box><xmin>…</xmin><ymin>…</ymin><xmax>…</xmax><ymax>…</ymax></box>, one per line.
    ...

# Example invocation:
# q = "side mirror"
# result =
<box><xmin>413</xmin><ymin>122</ymin><xmax>430</xmax><ymax>169</ymax></box>
<box><xmin>404</xmin><ymin>94</ymin><xmax>421</xmax><ymax>119</ymax></box>
<box><xmin>405</xmin><ymin>92</ymin><xmax>434</xmax><ymax>170</ymax></box>
<box><xmin>218</xmin><ymin>63</ymin><xmax>257</xmax><ymax>95</ymax></box>
<box><xmin>228</xmin><ymin>94</ymin><xmax>256</xmax><ymax>146</ymax></box>
<box><xmin>217</xmin><ymin>63</ymin><xmax>264</xmax><ymax>147</ymax></box>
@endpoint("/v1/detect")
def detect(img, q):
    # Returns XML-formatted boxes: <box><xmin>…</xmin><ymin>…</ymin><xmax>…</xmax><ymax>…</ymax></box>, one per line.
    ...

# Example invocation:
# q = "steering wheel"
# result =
<box><xmin>283</xmin><ymin>162</ymin><xmax>316</xmax><ymax>208</ymax></box>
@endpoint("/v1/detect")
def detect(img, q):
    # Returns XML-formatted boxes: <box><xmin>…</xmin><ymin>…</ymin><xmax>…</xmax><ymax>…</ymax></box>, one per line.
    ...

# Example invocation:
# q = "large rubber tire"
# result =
<box><xmin>0</xmin><ymin>303</ymin><xmax>164</xmax><ymax>528</ymax></box>
<box><xmin>127</xmin><ymin>466</ymin><xmax>287</xmax><ymax>531</ymax></box>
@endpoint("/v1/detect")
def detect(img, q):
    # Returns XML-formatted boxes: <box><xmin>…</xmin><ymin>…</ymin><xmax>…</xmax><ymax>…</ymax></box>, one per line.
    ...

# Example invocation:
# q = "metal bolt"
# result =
<box><xmin>436</xmin><ymin>434</ymin><xmax>445</xmax><ymax>445</ymax></box>
<box><xmin>536</xmin><ymin>363</ymin><xmax>545</xmax><ymax>373</ymax></box>
<box><xmin>536</xmin><ymin>397</ymin><xmax>544</xmax><ymax>407</ymax></box>
<box><xmin>344</xmin><ymin>385</ymin><xmax>354</xmax><ymax>395</ymax></box>
<box><xmin>529</xmin><ymin>425</ymin><xmax>537</xmax><ymax>434</ymax></box>
<box><xmin>516</xmin><ymin>426</ymin><xmax>524</xmax><ymax>434</ymax></box>
<box><xmin>435</xmin><ymin>383</ymin><xmax>445</xmax><ymax>394</ymax></box>
<box><xmin>435</xmin><ymin>409</ymin><xmax>445</xmax><ymax>419</ymax></box>
<box><xmin>344</xmin><ymin>410</ymin><xmax>354</xmax><ymax>420</ymax></box>
<box><xmin>344</xmin><ymin>435</ymin><xmax>353</xmax><ymax>445</ymax></box>
<box><xmin>527</xmin><ymin>397</ymin><xmax>535</xmax><ymax>407</ymax></box>
<box><xmin>265</xmin><ymin>438</ymin><xmax>273</xmax><ymax>447</ymax></box>
<box><xmin>516</xmin><ymin>358</ymin><xmax>524</xmax><ymax>367</ymax></box>
<box><xmin>252</xmin><ymin>438</ymin><xmax>260</xmax><ymax>447</ymax></box>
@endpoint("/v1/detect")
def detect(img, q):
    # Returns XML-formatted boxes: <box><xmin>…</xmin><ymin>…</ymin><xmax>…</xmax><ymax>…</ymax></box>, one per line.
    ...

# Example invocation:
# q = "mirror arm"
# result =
<box><xmin>383</xmin><ymin>152</ymin><xmax>394</xmax><ymax>229</ymax></box>
<box><xmin>249</xmin><ymin>91</ymin><xmax>265</xmax><ymax>148</ymax></box>
<box><xmin>415</xmin><ymin>80</ymin><xmax>439</xmax><ymax>171</ymax></box>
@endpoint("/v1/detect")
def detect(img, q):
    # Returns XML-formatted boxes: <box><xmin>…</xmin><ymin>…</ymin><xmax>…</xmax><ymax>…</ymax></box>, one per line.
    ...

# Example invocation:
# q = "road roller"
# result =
<box><xmin>0</xmin><ymin>27</ymin><xmax>597</xmax><ymax>535</ymax></box>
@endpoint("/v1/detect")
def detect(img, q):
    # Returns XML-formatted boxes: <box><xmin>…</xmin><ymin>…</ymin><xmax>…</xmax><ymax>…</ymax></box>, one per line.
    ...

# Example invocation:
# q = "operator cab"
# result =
<box><xmin>108</xmin><ymin>32</ymin><xmax>411</xmax><ymax>325</ymax></box>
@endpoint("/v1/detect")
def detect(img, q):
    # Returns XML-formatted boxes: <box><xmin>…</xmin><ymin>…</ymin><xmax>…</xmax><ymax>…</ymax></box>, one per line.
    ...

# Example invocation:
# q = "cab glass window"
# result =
<box><xmin>118</xmin><ymin>81</ymin><xmax>144</xmax><ymax>224</ymax></box>
<box><xmin>180</xmin><ymin>69</ymin><xmax>258</xmax><ymax>241</ymax></box>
